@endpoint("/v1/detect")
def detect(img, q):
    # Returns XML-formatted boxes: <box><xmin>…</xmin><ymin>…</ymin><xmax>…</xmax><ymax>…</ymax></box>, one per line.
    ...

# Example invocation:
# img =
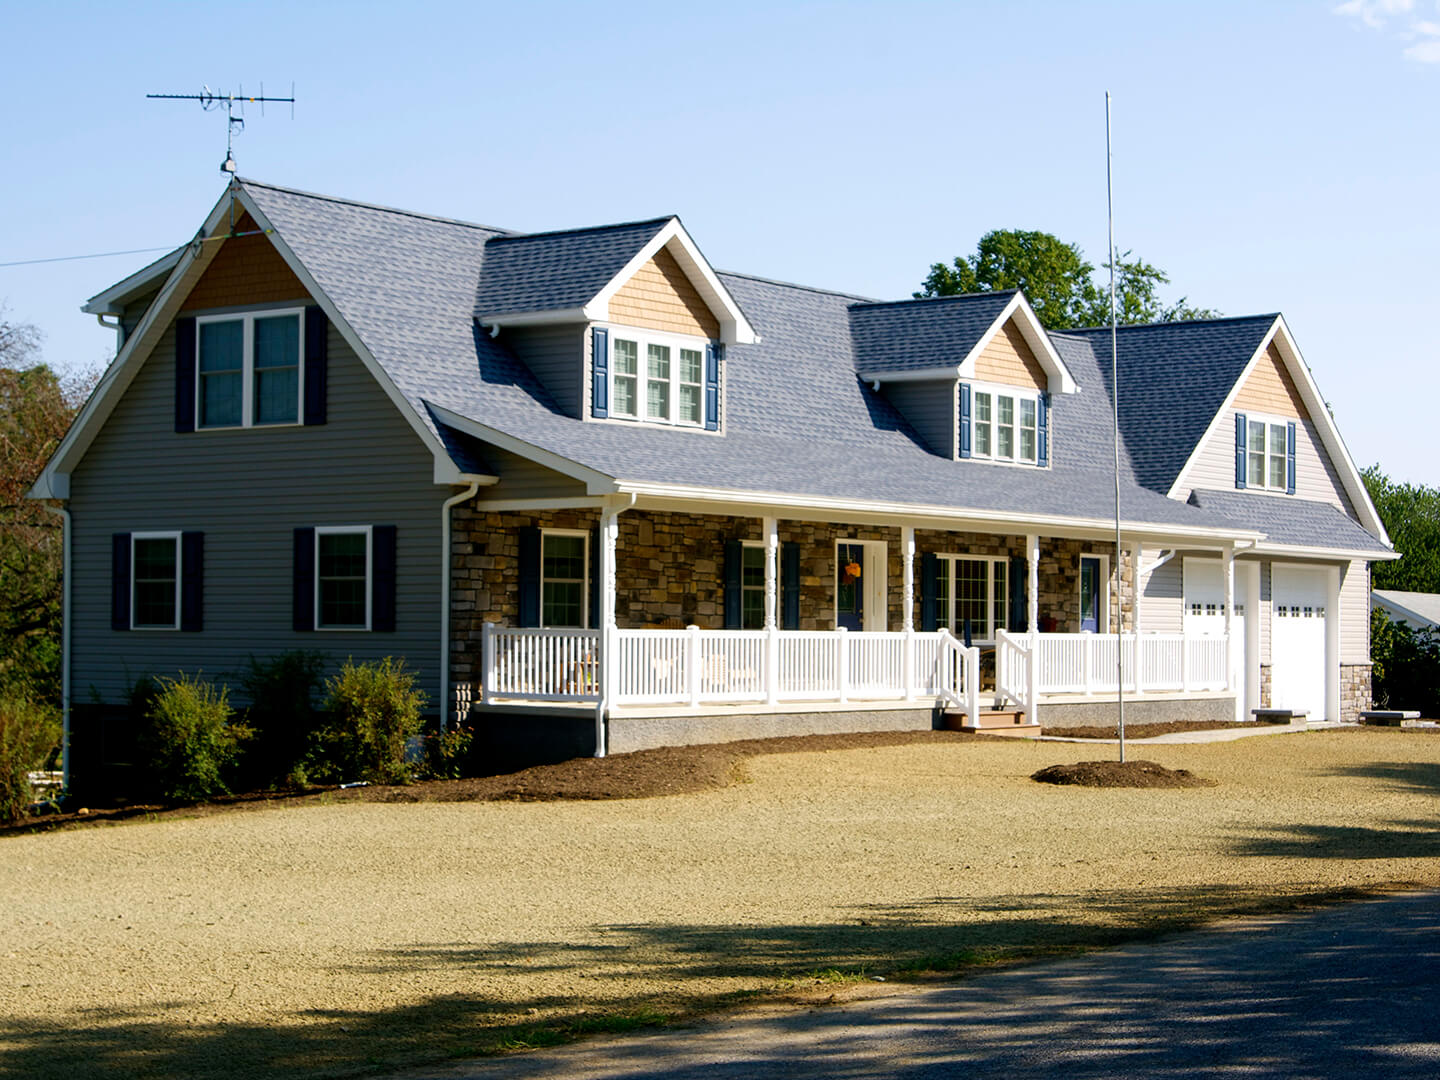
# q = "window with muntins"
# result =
<box><xmin>609</xmin><ymin>329</ymin><xmax>707</xmax><ymax>427</ymax></box>
<box><xmin>1247</xmin><ymin>417</ymin><xmax>1289</xmax><ymax>491</ymax></box>
<box><xmin>741</xmin><ymin>543</ymin><xmax>765</xmax><ymax>629</ymax></box>
<box><xmin>541</xmin><ymin>531</ymin><xmax>588</xmax><ymax>628</ymax></box>
<box><xmin>317</xmin><ymin>527</ymin><xmax>370</xmax><ymax>629</ymax></box>
<box><xmin>932</xmin><ymin>555</ymin><xmax>1008</xmax><ymax>640</ymax></box>
<box><xmin>196</xmin><ymin>308</ymin><xmax>305</xmax><ymax>428</ymax></box>
<box><xmin>132</xmin><ymin>533</ymin><xmax>180</xmax><ymax>629</ymax></box>
<box><xmin>967</xmin><ymin>383</ymin><xmax>1042</xmax><ymax>466</ymax></box>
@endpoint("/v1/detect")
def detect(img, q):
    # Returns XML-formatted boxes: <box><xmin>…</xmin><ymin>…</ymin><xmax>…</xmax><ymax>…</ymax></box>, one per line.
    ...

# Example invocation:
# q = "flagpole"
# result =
<box><xmin>1106</xmin><ymin>91</ymin><xmax>1126</xmax><ymax>763</ymax></box>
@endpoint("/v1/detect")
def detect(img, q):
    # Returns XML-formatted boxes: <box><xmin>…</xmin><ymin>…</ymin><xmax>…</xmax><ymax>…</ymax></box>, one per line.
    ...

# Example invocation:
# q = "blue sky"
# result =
<box><xmin>2</xmin><ymin>1</ymin><xmax>1436</xmax><ymax>485</ymax></box>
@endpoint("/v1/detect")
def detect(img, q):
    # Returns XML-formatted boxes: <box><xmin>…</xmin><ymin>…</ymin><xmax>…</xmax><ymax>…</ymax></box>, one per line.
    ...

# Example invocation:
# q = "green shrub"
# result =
<box><xmin>0</xmin><ymin>695</ymin><xmax>61</xmax><ymax>823</ymax></box>
<box><xmin>237</xmin><ymin>650</ymin><xmax>328</xmax><ymax>789</ymax></box>
<box><xmin>421</xmin><ymin>719</ymin><xmax>475</xmax><ymax>780</ymax></box>
<box><xmin>1371</xmin><ymin>608</ymin><xmax>1440</xmax><ymax>715</ymax></box>
<box><xmin>312</xmin><ymin>658</ymin><xmax>426</xmax><ymax>785</ymax></box>
<box><xmin>140</xmin><ymin>673</ymin><xmax>250</xmax><ymax>803</ymax></box>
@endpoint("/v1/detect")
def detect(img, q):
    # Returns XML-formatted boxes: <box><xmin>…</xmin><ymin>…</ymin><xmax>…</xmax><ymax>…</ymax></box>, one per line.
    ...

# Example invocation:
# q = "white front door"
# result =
<box><xmin>1271</xmin><ymin>565</ymin><xmax>1330</xmax><ymax>720</ymax></box>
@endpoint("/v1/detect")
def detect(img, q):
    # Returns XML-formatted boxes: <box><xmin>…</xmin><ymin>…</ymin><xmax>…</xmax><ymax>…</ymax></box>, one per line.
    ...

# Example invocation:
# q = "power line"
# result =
<box><xmin>0</xmin><ymin>245</ymin><xmax>178</xmax><ymax>270</ymax></box>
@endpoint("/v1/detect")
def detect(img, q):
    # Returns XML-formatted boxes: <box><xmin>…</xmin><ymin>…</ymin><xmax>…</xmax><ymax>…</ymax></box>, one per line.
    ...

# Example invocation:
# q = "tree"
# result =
<box><xmin>916</xmin><ymin>229</ymin><xmax>1216</xmax><ymax>330</ymax></box>
<box><xmin>0</xmin><ymin>305</ymin><xmax>91</xmax><ymax>706</ymax></box>
<box><xmin>1362</xmin><ymin>465</ymin><xmax>1440</xmax><ymax>593</ymax></box>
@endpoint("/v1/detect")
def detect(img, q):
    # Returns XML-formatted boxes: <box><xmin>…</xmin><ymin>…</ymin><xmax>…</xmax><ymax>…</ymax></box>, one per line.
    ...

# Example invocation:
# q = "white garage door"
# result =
<box><xmin>1270</xmin><ymin>566</ymin><xmax>1329</xmax><ymax>720</ymax></box>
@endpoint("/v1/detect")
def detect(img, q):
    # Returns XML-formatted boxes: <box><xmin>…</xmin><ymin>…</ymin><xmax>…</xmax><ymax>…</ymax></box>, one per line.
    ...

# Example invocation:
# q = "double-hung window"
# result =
<box><xmin>316</xmin><ymin>526</ymin><xmax>371</xmax><ymax>630</ymax></box>
<box><xmin>196</xmin><ymin>308</ymin><xmax>305</xmax><ymax>428</ymax></box>
<box><xmin>608</xmin><ymin>329</ymin><xmax>706</xmax><ymax>427</ymax></box>
<box><xmin>1246</xmin><ymin>416</ymin><xmax>1290</xmax><ymax>491</ymax></box>
<box><xmin>541</xmin><ymin>530</ymin><xmax>588</xmax><ymax>628</ymax></box>
<box><xmin>740</xmin><ymin>542</ymin><xmax>766</xmax><ymax>630</ymax></box>
<box><xmin>967</xmin><ymin>383</ymin><xmax>1041</xmax><ymax>466</ymax></box>
<box><xmin>932</xmin><ymin>555</ymin><xmax>1008</xmax><ymax>640</ymax></box>
<box><xmin>131</xmin><ymin>532</ymin><xmax>181</xmax><ymax>630</ymax></box>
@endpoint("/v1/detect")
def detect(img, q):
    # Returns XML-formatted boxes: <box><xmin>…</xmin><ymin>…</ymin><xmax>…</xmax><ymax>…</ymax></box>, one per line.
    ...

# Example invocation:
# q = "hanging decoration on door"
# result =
<box><xmin>842</xmin><ymin>559</ymin><xmax>862</xmax><ymax>585</ymax></box>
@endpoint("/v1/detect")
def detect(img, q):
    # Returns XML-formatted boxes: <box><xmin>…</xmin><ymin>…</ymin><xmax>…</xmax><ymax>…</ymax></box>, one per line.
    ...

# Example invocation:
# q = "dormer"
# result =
<box><xmin>850</xmin><ymin>291</ymin><xmax>1076</xmax><ymax>463</ymax></box>
<box><xmin>475</xmin><ymin>217</ymin><xmax>755</xmax><ymax>430</ymax></box>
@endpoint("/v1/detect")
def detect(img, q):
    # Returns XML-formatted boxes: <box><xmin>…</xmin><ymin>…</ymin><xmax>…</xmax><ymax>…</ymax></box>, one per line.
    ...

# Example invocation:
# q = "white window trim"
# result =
<box><xmin>1241</xmin><ymin>410</ymin><xmax>1293</xmax><ymax>493</ymax></box>
<box><xmin>834</xmin><ymin>539</ymin><xmax>888</xmax><ymax>632</ymax></box>
<box><xmin>1079</xmin><ymin>553</ymin><xmax>1109</xmax><ymax>634</ymax></box>
<box><xmin>540</xmin><ymin>528</ymin><xmax>590</xmax><ymax>629</ymax></box>
<box><xmin>934</xmin><ymin>553</ymin><xmax>1009</xmax><ymax>642</ymax></box>
<box><xmin>315</xmin><ymin>525</ymin><xmax>372</xmax><ymax>631</ymax></box>
<box><xmin>195</xmin><ymin>307</ymin><xmax>307</xmax><ymax>430</ymax></box>
<box><xmin>605</xmin><ymin>325</ymin><xmax>707</xmax><ymax>430</ymax></box>
<box><xmin>967</xmin><ymin>380</ymin><xmax>1042</xmax><ymax>467</ymax></box>
<box><xmin>131</xmin><ymin>530</ymin><xmax>181</xmax><ymax>631</ymax></box>
<box><xmin>740</xmin><ymin>539</ymin><xmax>766</xmax><ymax>631</ymax></box>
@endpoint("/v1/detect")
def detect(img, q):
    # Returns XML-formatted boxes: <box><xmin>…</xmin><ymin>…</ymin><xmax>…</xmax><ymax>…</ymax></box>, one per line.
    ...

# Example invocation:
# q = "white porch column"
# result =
<box><xmin>764</xmin><ymin>516</ymin><xmax>779</xmax><ymax>705</ymax></box>
<box><xmin>596</xmin><ymin>499</ymin><xmax>626</xmax><ymax>757</ymax></box>
<box><xmin>1326</xmin><ymin>565</ymin><xmax>1341</xmax><ymax>723</ymax></box>
<box><xmin>1130</xmin><ymin>543</ymin><xmax>1142</xmax><ymax>632</ymax></box>
<box><xmin>1026</xmin><ymin>534</ymin><xmax>1039</xmax><ymax>635</ymax></box>
<box><xmin>902</xmin><ymin>526</ymin><xmax>915</xmax><ymax>701</ymax></box>
<box><xmin>1223</xmin><ymin>543</ymin><xmax>1237</xmax><ymax>716</ymax></box>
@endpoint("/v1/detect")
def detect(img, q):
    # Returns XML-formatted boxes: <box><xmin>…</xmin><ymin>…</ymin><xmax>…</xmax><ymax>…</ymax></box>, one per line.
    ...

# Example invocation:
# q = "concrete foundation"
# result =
<box><xmin>607</xmin><ymin>707</ymin><xmax>938</xmax><ymax>755</ymax></box>
<box><xmin>1038</xmin><ymin>695</ymin><xmax>1237</xmax><ymax>728</ymax></box>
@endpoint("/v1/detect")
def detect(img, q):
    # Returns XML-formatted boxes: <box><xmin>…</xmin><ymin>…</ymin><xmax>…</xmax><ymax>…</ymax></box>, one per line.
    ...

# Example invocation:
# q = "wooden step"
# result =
<box><xmin>944</xmin><ymin>708</ymin><xmax>1041</xmax><ymax>735</ymax></box>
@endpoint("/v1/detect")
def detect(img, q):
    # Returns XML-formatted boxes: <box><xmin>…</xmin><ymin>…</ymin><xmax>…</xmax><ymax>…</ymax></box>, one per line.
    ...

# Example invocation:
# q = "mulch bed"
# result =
<box><xmin>1031</xmin><ymin>759</ymin><xmax>1216</xmax><ymax>788</ymax></box>
<box><xmin>3</xmin><ymin>730</ymin><xmax>970</xmax><ymax>836</ymax></box>
<box><xmin>1040</xmin><ymin>719</ymin><xmax>1286</xmax><ymax>740</ymax></box>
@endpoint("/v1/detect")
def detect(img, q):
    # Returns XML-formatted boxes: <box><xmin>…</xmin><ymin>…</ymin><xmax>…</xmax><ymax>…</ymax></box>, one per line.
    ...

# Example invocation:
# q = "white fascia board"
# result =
<box><xmin>956</xmin><ymin>292</ymin><xmax>1078</xmax><ymax>395</ymax></box>
<box><xmin>1165</xmin><ymin>315</ymin><xmax>1389</xmax><ymax>544</ymax></box>
<box><xmin>423</xmin><ymin>403</ymin><xmax>618</xmax><ymax>493</ymax></box>
<box><xmin>614</xmin><ymin>480</ymin><xmax>1262</xmax><ymax>543</ymax></box>
<box><xmin>81</xmin><ymin>247</ymin><xmax>185</xmax><ymax>314</ymax></box>
<box><xmin>1251</xmin><ymin>542</ymin><xmax>1399</xmax><ymax>561</ymax></box>
<box><xmin>477</xmin><ymin>307</ymin><xmax>589</xmax><ymax>330</ymax></box>
<box><xmin>587</xmin><ymin>218</ymin><xmax>759</xmax><ymax>345</ymax></box>
<box><xmin>860</xmin><ymin>367</ymin><xmax>962</xmax><ymax>384</ymax></box>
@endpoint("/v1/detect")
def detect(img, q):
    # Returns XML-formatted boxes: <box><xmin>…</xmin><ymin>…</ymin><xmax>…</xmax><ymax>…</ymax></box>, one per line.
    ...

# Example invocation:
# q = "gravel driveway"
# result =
<box><xmin>2</xmin><ymin>729</ymin><xmax>1438</xmax><ymax>1080</ymax></box>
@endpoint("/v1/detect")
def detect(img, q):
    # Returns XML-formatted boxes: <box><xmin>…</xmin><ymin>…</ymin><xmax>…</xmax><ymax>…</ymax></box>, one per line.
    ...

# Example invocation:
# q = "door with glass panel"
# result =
<box><xmin>933</xmin><ymin>556</ymin><xmax>1007</xmax><ymax>644</ymax></box>
<box><xmin>1079</xmin><ymin>556</ymin><xmax>1104</xmax><ymax>633</ymax></box>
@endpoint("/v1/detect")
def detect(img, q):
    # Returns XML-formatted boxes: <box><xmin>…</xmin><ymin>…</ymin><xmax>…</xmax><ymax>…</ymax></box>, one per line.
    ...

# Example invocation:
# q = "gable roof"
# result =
<box><xmin>1372</xmin><ymin>590</ymin><xmax>1440</xmax><ymax>628</ymax></box>
<box><xmin>1186</xmin><ymin>490</ymin><xmax>1393</xmax><ymax>558</ymax></box>
<box><xmin>851</xmin><ymin>291</ymin><xmax>1077</xmax><ymax>393</ymax></box>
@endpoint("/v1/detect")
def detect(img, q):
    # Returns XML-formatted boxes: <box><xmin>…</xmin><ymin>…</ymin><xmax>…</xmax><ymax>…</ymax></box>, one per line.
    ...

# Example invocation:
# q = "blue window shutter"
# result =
<box><xmin>175</xmin><ymin>317</ymin><xmax>196</xmax><ymax>433</ymax></box>
<box><xmin>111</xmin><ymin>533</ymin><xmax>132</xmax><ymax>631</ymax></box>
<box><xmin>1037</xmin><ymin>392</ymin><xmax>1049</xmax><ymax>467</ymax></box>
<box><xmin>1009</xmin><ymin>556</ymin><xmax>1027</xmax><ymax>633</ymax></box>
<box><xmin>303</xmin><ymin>306</ymin><xmax>328</xmax><ymax>426</ymax></box>
<box><xmin>372</xmin><ymin>525</ymin><xmax>397</xmax><ymax>632</ymax></box>
<box><xmin>723</xmin><ymin>540</ymin><xmax>742</xmax><ymax>630</ymax></box>
<box><xmin>1286</xmin><ymin>421</ymin><xmax>1297</xmax><ymax>495</ymax></box>
<box><xmin>519</xmin><ymin>526</ymin><xmax>541</xmax><ymax>627</ymax></box>
<box><xmin>180</xmin><ymin>531</ymin><xmax>204</xmax><ymax>632</ymax></box>
<box><xmin>589</xmin><ymin>525</ymin><xmax>601</xmax><ymax>628</ymax></box>
<box><xmin>782</xmin><ymin>542</ymin><xmax>800</xmax><ymax>630</ymax></box>
<box><xmin>293</xmin><ymin>528</ymin><xmax>315</xmax><ymax>632</ymax></box>
<box><xmin>958</xmin><ymin>383</ymin><xmax>972</xmax><ymax>459</ymax></box>
<box><xmin>920</xmin><ymin>552</ymin><xmax>938</xmax><ymax>632</ymax></box>
<box><xmin>591</xmin><ymin>328</ymin><xmax>609</xmax><ymax>419</ymax></box>
<box><xmin>704</xmin><ymin>343</ymin><xmax>720</xmax><ymax>431</ymax></box>
<box><xmin>1235</xmin><ymin>413</ymin><xmax>1247</xmax><ymax>489</ymax></box>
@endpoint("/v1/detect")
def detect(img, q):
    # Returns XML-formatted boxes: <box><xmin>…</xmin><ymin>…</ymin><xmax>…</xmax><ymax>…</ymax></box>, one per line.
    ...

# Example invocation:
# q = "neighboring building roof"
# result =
<box><xmin>1054</xmin><ymin>316</ymin><xmax>1278</xmax><ymax>493</ymax></box>
<box><xmin>472</xmin><ymin>218</ymin><xmax>671</xmax><ymax>318</ymax></box>
<box><xmin>1186</xmin><ymin>489</ymin><xmax>1393</xmax><ymax>555</ymax></box>
<box><xmin>1372</xmin><ymin>590</ymin><xmax>1440</xmax><ymax>629</ymax></box>
<box><xmin>849</xmin><ymin>292</ymin><xmax>1016</xmax><ymax>374</ymax></box>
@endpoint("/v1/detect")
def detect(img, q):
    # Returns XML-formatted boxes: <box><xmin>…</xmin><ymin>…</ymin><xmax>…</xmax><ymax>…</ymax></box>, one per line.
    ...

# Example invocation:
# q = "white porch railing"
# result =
<box><xmin>1027</xmin><ymin>632</ymin><xmax>1229</xmax><ymax>695</ymax></box>
<box><xmin>481</xmin><ymin>624</ymin><xmax>981</xmax><ymax>715</ymax></box>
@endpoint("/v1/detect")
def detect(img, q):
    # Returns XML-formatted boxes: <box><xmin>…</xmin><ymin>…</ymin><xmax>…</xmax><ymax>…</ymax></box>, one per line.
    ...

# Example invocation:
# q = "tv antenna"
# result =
<box><xmin>147</xmin><ymin>83</ymin><xmax>296</xmax><ymax>176</ymax></box>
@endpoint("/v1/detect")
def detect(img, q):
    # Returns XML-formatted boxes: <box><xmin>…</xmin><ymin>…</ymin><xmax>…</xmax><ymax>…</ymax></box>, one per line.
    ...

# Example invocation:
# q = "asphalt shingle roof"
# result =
<box><xmin>235</xmin><ymin>179</ymin><xmax>1377</xmax><ymax>547</ymax></box>
<box><xmin>1186</xmin><ymin>489</ymin><xmax>1391</xmax><ymax>554</ymax></box>
<box><xmin>848</xmin><ymin>292</ymin><xmax>1017</xmax><ymax>374</ymax></box>
<box><xmin>472</xmin><ymin>218</ymin><xmax>671</xmax><ymax>318</ymax></box>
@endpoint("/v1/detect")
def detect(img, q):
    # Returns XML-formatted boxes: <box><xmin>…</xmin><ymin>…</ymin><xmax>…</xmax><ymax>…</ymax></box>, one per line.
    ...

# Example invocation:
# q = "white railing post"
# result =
<box><xmin>837</xmin><ymin>626</ymin><xmax>849</xmax><ymax>703</ymax></box>
<box><xmin>687</xmin><ymin>624</ymin><xmax>702</xmax><ymax>707</ymax></box>
<box><xmin>902</xmin><ymin>526</ymin><xmax>915</xmax><ymax>702</ymax></box>
<box><xmin>482</xmin><ymin>621</ymin><xmax>495</xmax><ymax>702</ymax></box>
<box><xmin>1180</xmin><ymin>633</ymin><xmax>1189</xmax><ymax>691</ymax></box>
<box><xmin>1026</xmin><ymin>632</ymin><xmax>1039</xmax><ymax>726</ymax></box>
<box><xmin>1082</xmin><ymin>635</ymin><xmax>1093</xmax><ymax>695</ymax></box>
<box><xmin>966</xmin><ymin>645</ymin><xmax>981</xmax><ymax>721</ymax></box>
<box><xmin>766</xmin><ymin>625</ymin><xmax>780</xmax><ymax>705</ymax></box>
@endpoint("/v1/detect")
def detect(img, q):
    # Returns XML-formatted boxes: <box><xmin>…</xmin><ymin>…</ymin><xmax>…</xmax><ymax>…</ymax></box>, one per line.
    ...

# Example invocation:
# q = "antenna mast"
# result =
<box><xmin>147</xmin><ymin>83</ymin><xmax>296</xmax><ymax>176</ymax></box>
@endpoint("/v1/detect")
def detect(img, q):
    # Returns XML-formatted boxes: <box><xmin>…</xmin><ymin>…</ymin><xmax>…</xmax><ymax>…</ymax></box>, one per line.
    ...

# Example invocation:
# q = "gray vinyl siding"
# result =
<box><xmin>507</xmin><ymin>325</ymin><xmax>585</xmax><ymax>418</ymax></box>
<box><xmin>121</xmin><ymin>288</ymin><xmax>161</xmax><ymax>343</ymax></box>
<box><xmin>474</xmin><ymin>445</ymin><xmax>589</xmax><ymax>500</ymax></box>
<box><xmin>1138</xmin><ymin>548</ymin><xmax>1182</xmax><ymax>634</ymax></box>
<box><xmin>1178</xmin><ymin>411</ymin><xmax>1357</xmax><ymax>515</ymax></box>
<box><xmin>880</xmin><ymin>379</ymin><xmax>956</xmax><ymax>458</ymax></box>
<box><xmin>1341</xmin><ymin>558</ymin><xmax>1370</xmax><ymax>664</ymax></box>
<box><xmin>67</xmin><ymin>321</ymin><xmax>449</xmax><ymax>706</ymax></box>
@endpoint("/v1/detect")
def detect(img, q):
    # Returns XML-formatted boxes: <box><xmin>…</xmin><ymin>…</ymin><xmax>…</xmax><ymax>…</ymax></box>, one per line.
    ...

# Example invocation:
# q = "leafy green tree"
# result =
<box><xmin>1362</xmin><ymin>465</ymin><xmax>1440</xmax><ymax>593</ymax></box>
<box><xmin>916</xmin><ymin>230</ymin><xmax>1216</xmax><ymax>330</ymax></box>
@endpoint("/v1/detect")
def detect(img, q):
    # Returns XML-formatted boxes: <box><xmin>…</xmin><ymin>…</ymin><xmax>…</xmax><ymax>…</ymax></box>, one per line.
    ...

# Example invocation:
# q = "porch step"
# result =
<box><xmin>945</xmin><ymin>708</ymin><xmax>1041</xmax><ymax>737</ymax></box>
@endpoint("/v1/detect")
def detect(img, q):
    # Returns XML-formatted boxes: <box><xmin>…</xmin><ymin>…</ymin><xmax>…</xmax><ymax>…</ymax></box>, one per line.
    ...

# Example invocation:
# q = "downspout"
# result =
<box><xmin>41</xmin><ymin>502</ymin><xmax>71</xmax><ymax>791</ymax></box>
<box><xmin>439</xmin><ymin>480</ymin><xmax>482</xmax><ymax>731</ymax></box>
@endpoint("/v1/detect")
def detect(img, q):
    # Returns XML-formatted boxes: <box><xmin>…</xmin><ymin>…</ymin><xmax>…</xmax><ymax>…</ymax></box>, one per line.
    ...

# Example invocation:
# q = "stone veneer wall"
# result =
<box><xmin>1340</xmin><ymin>663</ymin><xmax>1372</xmax><ymax>724</ymax></box>
<box><xmin>451</xmin><ymin>506</ymin><xmax>1139</xmax><ymax>696</ymax></box>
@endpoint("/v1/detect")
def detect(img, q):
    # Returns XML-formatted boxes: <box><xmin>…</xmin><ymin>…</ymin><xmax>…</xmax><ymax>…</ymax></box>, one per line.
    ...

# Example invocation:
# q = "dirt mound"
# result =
<box><xmin>1031</xmin><ymin>759</ymin><xmax>1215</xmax><ymax>788</ymax></box>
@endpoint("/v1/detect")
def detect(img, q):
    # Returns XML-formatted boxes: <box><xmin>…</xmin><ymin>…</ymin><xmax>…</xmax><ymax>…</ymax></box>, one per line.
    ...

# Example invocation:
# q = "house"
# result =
<box><xmin>1372</xmin><ymin>590</ymin><xmax>1440</xmax><ymax>631</ymax></box>
<box><xmin>31</xmin><ymin>179</ymin><xmax>1395</xmax><ymax>790</ymax></box>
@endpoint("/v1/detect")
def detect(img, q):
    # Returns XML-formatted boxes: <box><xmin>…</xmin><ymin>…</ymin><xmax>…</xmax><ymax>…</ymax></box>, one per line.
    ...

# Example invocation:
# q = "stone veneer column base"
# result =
<box><xmin>1340</xmin><ymin>663</ymin><xmax>1372</xmax><ymax>724</ymax></box>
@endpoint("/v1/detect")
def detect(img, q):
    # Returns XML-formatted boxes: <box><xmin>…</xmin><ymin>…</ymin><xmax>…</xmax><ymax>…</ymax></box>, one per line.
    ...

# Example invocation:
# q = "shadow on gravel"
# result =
<box><xmin>1230</xmin><ymin>818</ymin><xmax>1440</xmax><ymax>860</ymax></box>
<box><xmin>1324</xmin><ymin>760</ymin><xmax>1440</xmax><ymax>796</ymax></box>
<box><xmin>0</xmin><ymin>884</ymin><xmax>1386</xmax><ymax>1080</ymax></box>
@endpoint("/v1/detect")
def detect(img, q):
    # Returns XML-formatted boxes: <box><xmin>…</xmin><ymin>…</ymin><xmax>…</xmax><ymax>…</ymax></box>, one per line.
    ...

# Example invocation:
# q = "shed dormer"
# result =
<box><xmin>850</xmin><ymin>291</ymin><xmax>1076</xmax><ymax>463</ymax></box>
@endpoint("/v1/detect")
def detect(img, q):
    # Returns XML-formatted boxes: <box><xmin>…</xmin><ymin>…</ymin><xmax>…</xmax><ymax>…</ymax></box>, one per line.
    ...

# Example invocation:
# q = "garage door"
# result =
<box><xmin>1183</xmin><ymin>558</ymin><xmax>1245</xmax><ymax>691</ymax></box>
<box><xmin>1270</xmin><ymin>566</ymin><xmax>1329</xmax><ymax>720</ymax></box>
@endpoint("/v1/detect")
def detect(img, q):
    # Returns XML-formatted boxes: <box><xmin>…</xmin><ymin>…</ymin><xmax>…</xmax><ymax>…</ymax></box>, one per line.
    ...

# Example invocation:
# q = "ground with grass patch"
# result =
<box><xmin>2</xmin><ymin>728</ymin><xmax>1439</xmax><ymax>1080</ymax></box>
